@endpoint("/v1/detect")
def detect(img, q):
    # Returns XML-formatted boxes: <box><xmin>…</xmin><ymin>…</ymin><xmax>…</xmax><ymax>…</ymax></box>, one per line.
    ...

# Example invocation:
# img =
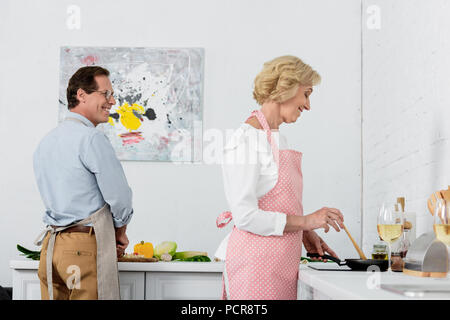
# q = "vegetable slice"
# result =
<box><xmin>17</xmin><ymin>244</ymin><xmax>41</xmax><ymax>260</ymax></box>
<box><xmin>173</xmin><ymin>251</ymin><xmax>207</xmax><ymax>260</ymax></box>
<box><xmin>154</xmin><ymin>241</ymin><xmax>177</xmax><ymax>259</ymax></box>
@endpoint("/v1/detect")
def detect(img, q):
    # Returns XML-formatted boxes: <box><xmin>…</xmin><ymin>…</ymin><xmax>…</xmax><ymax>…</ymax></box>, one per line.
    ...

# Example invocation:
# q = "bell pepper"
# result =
<box><xmin>133</xmin><ymin>241</ymin><xmax>154</xmax><ymax>258</ymax></box>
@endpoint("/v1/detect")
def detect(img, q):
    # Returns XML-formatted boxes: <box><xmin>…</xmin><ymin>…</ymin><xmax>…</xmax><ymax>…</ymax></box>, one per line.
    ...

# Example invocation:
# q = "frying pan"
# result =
<box><xmin>307</xmin><ymin>253</ymin><xmax>388</xmax><ymax>271</ymax></box>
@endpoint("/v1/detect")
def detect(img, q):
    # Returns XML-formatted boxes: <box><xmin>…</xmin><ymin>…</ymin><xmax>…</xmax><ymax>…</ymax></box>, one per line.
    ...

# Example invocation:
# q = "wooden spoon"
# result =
<box><xmin>342</xmin><ymin>223</ymin><xmax>367</xmax><ymax>260</ymax></box>
<box><xmin>427</xmin><ymin>186</ymin><xmax>450</xmax><ymax>216</ymax></box>
<box><xmin>441</xmin><ymin>186</ymin><xmax>450</xmax><ymax>203</ymax></box>
<box><xmin>428</xmin><ymin>192</ymin><xmax>444</xmax><ymax>215</ymax></box>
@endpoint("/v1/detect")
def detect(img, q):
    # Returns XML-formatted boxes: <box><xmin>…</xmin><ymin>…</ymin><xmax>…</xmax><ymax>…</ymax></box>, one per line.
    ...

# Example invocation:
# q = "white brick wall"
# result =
<box><xmin>362</xmin><ymin>0</ymin><xmax>450</xmax><ymax>253</ymax></box>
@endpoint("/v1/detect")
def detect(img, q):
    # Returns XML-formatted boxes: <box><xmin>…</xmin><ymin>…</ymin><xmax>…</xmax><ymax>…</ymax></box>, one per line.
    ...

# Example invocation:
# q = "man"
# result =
<box><xmin>33</xmin><ymin>66</ymin><xmax>133</xmax><ymax>300</ymax></box>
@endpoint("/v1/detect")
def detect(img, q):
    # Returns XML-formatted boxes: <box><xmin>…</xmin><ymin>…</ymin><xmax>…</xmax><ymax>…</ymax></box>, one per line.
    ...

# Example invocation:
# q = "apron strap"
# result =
<box><xmin>249</xmin><ymin>110</ymin><xmax>280</xmax><ymax>166</ymax></box>
<box><xmin>33</xmin><ymin>226</ymin><xmax>53</xmax><ymax>246</ymax></box>
<box><xmin>216</xmin><ymin>211</ymin><xmax>233</xmax><ymax>228</ymax></box>
<box><xmin>34</xmin><ymin>225</ymin><xmax>74</xmax><ymax>300</ymax></box>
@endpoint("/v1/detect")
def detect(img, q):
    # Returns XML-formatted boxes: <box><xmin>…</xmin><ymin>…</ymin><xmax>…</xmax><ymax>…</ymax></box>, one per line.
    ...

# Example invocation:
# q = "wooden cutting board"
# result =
<box><xmin>118</xmin><ymin>256</ymin><xmax>159</xmax><ymax>262</ymax></box>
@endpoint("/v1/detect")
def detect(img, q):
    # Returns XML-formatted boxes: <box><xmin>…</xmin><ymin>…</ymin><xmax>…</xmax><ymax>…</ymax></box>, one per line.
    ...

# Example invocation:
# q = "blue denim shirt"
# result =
<box><xmin>33</xmin><ymin>112</ymin><xmax>133</xmax><ymax>228</ymax></box>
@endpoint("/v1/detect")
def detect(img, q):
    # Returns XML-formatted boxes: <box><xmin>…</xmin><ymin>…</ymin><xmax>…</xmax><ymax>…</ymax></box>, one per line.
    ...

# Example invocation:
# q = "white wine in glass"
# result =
<box><xmin>433</xmin><ymin>199</ymin><xmax>450</xmax><ymax>246</ymax></box>
<box><xmin>377</xmin><ymin>224</ymin><xmax>403</xmax><ymax>243</ymax></box>
<box><xmin>377</xmin><ymin>202</ymin><xmax>403</xmax><ymax>273</ymax></box>
<box><xmin>434</xmin><ymin>225</ymin><xmax>450</xmax><ymax>245</ymax></box>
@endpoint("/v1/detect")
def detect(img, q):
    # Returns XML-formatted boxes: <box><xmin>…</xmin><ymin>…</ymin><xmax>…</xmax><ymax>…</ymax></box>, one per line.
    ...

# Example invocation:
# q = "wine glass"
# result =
<box><xmin>433</xmin><ymin>199</ymin><xmax>450</xmax><ymax>246</ymax></box>
<box><xmin>377</xmin><ymin>202</ymin><xmax>404</xmax><ymax>273</ymax></box>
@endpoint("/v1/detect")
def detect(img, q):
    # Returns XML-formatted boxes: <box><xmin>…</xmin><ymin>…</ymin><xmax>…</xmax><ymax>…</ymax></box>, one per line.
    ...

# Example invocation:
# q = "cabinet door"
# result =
<box><xmin>145</xmin><ymin>272</ymin><xmax>222</xmax><ymax>300</ymax></box>
<box><xmin>119</xmin><ymin>272</ymin><xmax>145</xmax><ymax>300</ymax></box>
<box><xmin>12</xmin><ymin>270</ymin><xmax>41</xmax><ymax>300</ymax></box>
<box><xmin>297</xmin><ymin>281</ymin><xmax>313</xmax><ymax>300</ymax></box>
<box><xmin>12</xmin><ymin>269</ymin><xmax>144</xmax><ymax>300</ymax></box>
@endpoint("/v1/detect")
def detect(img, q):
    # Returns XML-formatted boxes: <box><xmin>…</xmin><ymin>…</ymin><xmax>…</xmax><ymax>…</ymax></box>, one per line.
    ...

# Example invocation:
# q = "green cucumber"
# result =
<box><xmin>17</xmin><ymin>244</ymin><xmax>41</xmax><ymax>260</ymax></box>
<box><xmin>17</xmin><ymin>244</ymin><xmax>40</xmax><ymax>255</ymax></box>
<box><xmin>174</xmin><ymin>255</ymin><xmax>211</xmax><ymax>262</ymax></box>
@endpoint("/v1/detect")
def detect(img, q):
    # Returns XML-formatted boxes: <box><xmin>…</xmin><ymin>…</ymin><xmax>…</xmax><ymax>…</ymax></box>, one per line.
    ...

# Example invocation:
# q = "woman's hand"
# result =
<box><xmin>302</xmin><ymin>230</ymin><xmax>339</xmax><ymax>261</ymax></box>
<box><xmin>302</xmin><ymin>207</ymin><xmax>344</xmax><ymax>233</ymax></box>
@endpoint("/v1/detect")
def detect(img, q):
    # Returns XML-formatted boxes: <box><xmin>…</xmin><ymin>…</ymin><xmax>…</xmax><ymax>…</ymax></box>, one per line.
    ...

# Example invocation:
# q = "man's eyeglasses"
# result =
<box><xmin>90</xmin><ymin>90</ymin><xmax>115</xmax><ymax>100</ymax></box>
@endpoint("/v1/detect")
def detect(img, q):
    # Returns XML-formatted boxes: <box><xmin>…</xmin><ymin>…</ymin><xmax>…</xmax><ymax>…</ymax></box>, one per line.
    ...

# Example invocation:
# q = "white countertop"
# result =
<box><xmin>12</xmin><ymin>259</ymin><xmax>450</xmax><ymax>299</ymax></box>
<box><xmin>298</xmin><ymin>263</ymin><xmax>450</xmax><ymax>300</ymax></box>
<box><xmin>10</xmin><ymin>259</ymin><xmax>225</xmax><ymax>273</ymax></box>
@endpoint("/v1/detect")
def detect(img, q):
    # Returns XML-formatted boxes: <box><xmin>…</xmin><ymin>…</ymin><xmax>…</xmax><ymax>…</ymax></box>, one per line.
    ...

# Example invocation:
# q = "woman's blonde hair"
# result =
<box><xmin>253</xmin><ymin>55</ymin><xmax>321</xmax><ymax>105</ymax></box>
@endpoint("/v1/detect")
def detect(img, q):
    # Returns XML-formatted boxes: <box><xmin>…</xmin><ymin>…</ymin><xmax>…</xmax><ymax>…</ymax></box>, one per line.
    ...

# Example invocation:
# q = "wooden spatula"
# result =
<box><xmin>343</xmin><ymin>223</ymin><xmax>367</xmax><ymax>260</ymax></box>
<box><xmin>428</xmin><ymin>192</ymin><xmax>443</xmax><ymax>215</ymax></box>
<box><xmin>427</xmin><ymin>186</ymin><xmax>450</xmax><ymax>215</ymax></box>
<box><xmin>441</xmin><ymin>186</ymin><xmax>450</xmax><ymax>203</ymax></box>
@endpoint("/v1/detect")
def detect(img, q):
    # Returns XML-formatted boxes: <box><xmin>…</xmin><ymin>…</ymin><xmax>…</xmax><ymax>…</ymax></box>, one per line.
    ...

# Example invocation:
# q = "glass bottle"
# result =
<box><xmin>372</xmin><ymin>239</ymin><xmax>388</xmax><ymax>260</ymax></box>
<box><xmin>399</xmin><ymin>229</ymin><xmax>411</xmax><ymax>258</ymax></box>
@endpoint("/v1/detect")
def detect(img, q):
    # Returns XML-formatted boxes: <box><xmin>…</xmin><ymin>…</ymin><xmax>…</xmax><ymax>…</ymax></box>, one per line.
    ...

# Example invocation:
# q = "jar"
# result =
<box><xmin>372</xmin><ymin>242</ymin><xmax>388</xmax><ymax>260</ymax></box>
<box><xmin>391</xmin><ymin>253</ymin><xmax>404</xmax><ymax>272</ymax></box>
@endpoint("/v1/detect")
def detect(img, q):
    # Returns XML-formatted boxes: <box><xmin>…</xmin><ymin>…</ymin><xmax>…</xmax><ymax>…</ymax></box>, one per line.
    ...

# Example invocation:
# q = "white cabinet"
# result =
<box><xmin>145</xmin><ymin>272</ymin><xmax>222</xmax><ymax>300</ymax></box>
<box><xmin>10</xmin><ymin>260</ymin><xmax>224</xmax><ymax>300</ymax></box>
<box><xmin>119</xmin><ymin>272</ymin><xmax>145</xmax><ymax>300</ymax></box>
<box><xmin>12</xmin><ymin>269</ymin><xmax>41</xmax><ymax>300</ymax></box>
<box><xmin>11</xmin><ymin>269</ymin><xmax>145</xmax><ymax>300</ymax></box>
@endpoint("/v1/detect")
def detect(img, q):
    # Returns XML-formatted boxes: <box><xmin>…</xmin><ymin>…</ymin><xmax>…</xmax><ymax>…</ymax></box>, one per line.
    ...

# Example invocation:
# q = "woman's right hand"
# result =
<box><xmin>302</xmin><ymin>207</ymin><xmax>344</xmax><ymax>233</ymax></box>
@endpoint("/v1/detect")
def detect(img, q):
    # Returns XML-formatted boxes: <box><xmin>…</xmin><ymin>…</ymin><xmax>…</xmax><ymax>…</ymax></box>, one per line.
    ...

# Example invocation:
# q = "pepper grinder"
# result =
<box><xmin>390</xmin><ymin>197</ymin><xmax>414</xmax><ymax>271</ymax></box>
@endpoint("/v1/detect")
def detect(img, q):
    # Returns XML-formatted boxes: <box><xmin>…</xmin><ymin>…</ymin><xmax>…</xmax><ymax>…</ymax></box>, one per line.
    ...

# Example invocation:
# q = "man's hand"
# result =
<box><xmin>115</xmin><ymin>225</ymin><xmax>129</xmax><ymax>258</ymax></box>
<box><xmin>302</xmin><ymin>230</ymin><xmax>339</xmax><ymax>262</ymax></box>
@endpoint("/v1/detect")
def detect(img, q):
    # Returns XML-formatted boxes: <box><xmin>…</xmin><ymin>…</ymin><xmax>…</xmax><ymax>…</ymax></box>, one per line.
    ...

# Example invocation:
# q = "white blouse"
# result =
<box><xmin>215</xmin><ymin>123</ymin><xmax>289</xmax><ymax>260</ymax></box>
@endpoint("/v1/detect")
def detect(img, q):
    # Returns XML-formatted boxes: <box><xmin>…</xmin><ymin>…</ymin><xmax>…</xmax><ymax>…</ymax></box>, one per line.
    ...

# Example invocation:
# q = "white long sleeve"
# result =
<box><xmin>222</xmin><ymin>151</ymin><xmax>287</xmax><ymax>236</ymax></box>
<box><xmin>215</xmin><ymin>124</ymin><xmax>289</xmax><ymax>260</ymax></box>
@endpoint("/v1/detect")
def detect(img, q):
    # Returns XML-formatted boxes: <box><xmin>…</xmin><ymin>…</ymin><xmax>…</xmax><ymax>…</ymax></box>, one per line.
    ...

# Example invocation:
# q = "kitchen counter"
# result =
<box><xmin>12</xmin><ymin>259</ymin><xmax>450</xmax><ymax>300</ymax></box>
<box><xmin>298</xmin><ymin>263</ymin><xmax>450</xmax><ymax>300</ymax></box>
<box><xmin>10</xmin><ymin>259</ymin><xmax>224</xmax><ymax>272</ymax></box>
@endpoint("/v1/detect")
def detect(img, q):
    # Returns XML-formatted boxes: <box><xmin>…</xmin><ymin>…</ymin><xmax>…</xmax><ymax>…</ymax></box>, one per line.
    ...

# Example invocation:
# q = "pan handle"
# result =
<box><xmin>306</xmin><ymin>252</ymin><xmax>344</xmax><ymax>265</ymax></box>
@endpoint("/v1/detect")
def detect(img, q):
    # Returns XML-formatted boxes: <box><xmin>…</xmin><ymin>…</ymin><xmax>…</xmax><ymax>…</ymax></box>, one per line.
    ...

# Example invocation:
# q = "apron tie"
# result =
<box><xmin>33</xmin><ymin>225</ymin><xmax>53</xmax><ymax>246</ymax></box>
<box><xmin>216</xmin><ymin>211</ymin><xmax>233</xmax><ymax>228</ymax></box>
<box><xmin>34</xmin><ymin>225</ymin><xmax>71</xmax><ymax>300</ymax></box>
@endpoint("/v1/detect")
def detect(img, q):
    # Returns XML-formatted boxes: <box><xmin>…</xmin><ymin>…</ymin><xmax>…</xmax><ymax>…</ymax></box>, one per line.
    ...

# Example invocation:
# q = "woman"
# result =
<box><xmin>215</xmin><ymin>55</ymin><xmax>345</xmax><ymax>300</ymax></box>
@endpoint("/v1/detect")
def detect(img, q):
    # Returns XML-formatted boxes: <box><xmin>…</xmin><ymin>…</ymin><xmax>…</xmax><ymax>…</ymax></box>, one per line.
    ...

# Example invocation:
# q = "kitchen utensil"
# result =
<box><xmin>307</xmin><ymin>264</ymin><xmax>352</xmax><ymax>271</ymax></box>
<box><xmin>380</xmin><ymin>284</ymin><xmax>450</xmax><ymax>298</ymax></box>
<box><xmin>427</xmin><ymin>186</ymin><xmax>450</xmax><ymax>215</ymax></box>
<box><xmin>342</xmin><ymin>223</ymin><xmax>367</xmax><ymax>260</ymax></box>
<box><xmin>403</xmin><ymin>232</ymin><xmax>448</xmax><ymax>278</ymax></box>
<box><xmin>442</xmin><ymin>186</ymin><xmax>450</xmax><ymax>202</ymax></box>
<box><xmin>307</xmin><ymin>253</ymin><xmax>388</xmax><ymax>271</ymax></box>
<box><xmin>118</xmin><ymin>256</ymin><xmax>159</xmax><ymax>262</ymax></box>
<box><xmin>433</xmin><ymin>199</ymin><xmax>450</xmax><ymax>244</ymax></box>
<box><xmin>428</xmin><ymin>192</ymin><xmax>444</xmax><ymax>215</ymax></box>
<box><xmin>395</xmin><ymin>196</ymin><xmax>416</xmax><ymax>243</ymax></box>
<box><xmin>397</xmin><ymin>197</ymin><xmax>405</xmax><ymax>212</ymax></box>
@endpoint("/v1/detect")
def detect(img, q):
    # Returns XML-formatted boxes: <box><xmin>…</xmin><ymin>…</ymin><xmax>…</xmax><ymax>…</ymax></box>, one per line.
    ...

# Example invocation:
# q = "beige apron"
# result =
<box><xmin>34</xmin><ymin>117</ymin><xmax>121</xmax><ymax>300</ymax></box>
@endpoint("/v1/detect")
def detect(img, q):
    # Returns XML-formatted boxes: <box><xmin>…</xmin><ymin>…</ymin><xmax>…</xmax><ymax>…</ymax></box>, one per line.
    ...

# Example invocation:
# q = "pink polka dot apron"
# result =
<box><xmin>216</xmin><ymin>109</ymin><xmax>303</xmax><ymax>300</ymax></box>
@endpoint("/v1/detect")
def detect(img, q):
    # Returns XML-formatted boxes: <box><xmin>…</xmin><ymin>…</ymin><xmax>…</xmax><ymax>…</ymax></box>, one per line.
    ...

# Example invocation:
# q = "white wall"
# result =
<box><xmin>362</xmin><ymin>0</ymin><xmax>450</xmax><ymax>253</ymax></box>
<box><xmin>0</xmin><ymin>0</ymin><xmax>362</xmax><ymax>286</ymax></box>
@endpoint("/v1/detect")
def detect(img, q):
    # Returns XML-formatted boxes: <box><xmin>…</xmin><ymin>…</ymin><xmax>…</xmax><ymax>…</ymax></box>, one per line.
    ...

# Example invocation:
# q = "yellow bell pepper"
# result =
<box><xmin>133</xmin><ymin>241</ymin><xmax>154</xmax><ymax>258</ymax></box>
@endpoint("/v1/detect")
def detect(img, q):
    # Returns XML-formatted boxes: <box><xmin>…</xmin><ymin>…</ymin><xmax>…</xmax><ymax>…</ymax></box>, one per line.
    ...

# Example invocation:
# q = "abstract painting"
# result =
<box><xmin>58</xmin><ymin>47</ymin><xmax>204</xmax><ymax>162</ymax></box>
